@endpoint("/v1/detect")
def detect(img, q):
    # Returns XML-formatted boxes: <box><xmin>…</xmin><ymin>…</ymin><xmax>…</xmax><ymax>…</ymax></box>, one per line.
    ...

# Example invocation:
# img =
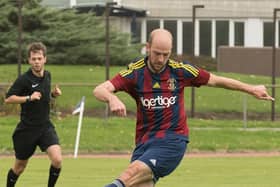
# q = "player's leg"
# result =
<box><xmin>105</xmin><ymin>160</ymin><xmax>154</xmax><ymax>187</ymax></box>
<box><xmin>39</xmin><ymin>125</ymin><xmax>62</xmax><ymax>187</ymax></box>
<box><xmin>46</xmin><ymin>145</ymin><xmax>62</xmax><ymax>187</ymax></box>
<box><xmin>7</xmin><ymin>125</ymin><xmax>37</xmax><ymax>187</ymax></box>
<box><xmin>6</xmin><ymin>159</ymin><xmax>28</xmax><ymax>187</ymax></box>
<box><xmin>132</xmin><ymin>180</ymin><xmax>154</xmax><ymax>187</ymax></box>
<box><xmin>104</xmin><ymin>137</ymin><xmax>187</xmax><ymax>187</ymax></box>
<box><xmin>121</xmin><ymin>160</ymin><xmax>154</xmax><ymax>187</ymax></box>
<box><xmin>104</xmin><ymin>141</ymin><xmax>155</xmax><ymax>187</ymax></box>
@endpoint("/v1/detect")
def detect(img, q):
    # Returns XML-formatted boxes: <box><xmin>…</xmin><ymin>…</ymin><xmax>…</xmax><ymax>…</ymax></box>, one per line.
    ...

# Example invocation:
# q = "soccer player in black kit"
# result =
<box><xmin>5</xmin><ymin>42</ymin><xmax>62</xmax><ymax>187</ymax></box>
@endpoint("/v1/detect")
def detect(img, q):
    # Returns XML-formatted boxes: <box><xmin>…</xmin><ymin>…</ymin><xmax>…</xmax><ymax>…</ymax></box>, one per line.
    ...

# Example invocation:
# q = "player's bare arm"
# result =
<box><xmin>207</xmin><ymin>73</ymin><xmax>274</xmax><ymax>101</ymax></box>
<box><xmin>93</xmin><ymin>81</ymin><xmax>127</xmax><ymax>117</ymax></box>
<box><xmin>5</xmin><ymin>91</ymin><xmax>42</xmax><ymax>104</ymax></box>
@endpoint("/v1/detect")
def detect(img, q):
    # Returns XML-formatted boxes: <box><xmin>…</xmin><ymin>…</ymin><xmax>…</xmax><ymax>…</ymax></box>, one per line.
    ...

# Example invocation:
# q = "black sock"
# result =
<box><xmin>48</xmin><ymin>165</ymin><xmax>61</xmax><ymax>187</ymax></box>
<box><xmin>104</xmin><ymin>179</ymin><xmax>125</xmax><ymax>187</ymax></box>
<box><xmin>6</xmin><ymin>169</ymin><xmax>19</xmax><ymax>187</ymax></box>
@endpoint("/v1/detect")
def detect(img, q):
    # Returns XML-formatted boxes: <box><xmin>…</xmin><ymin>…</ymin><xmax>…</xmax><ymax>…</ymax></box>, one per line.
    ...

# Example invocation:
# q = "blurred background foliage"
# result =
<box><xmin>0</xmin><ymin>0</ymin><xmax>143</xmax><ymax>65</ymax></box>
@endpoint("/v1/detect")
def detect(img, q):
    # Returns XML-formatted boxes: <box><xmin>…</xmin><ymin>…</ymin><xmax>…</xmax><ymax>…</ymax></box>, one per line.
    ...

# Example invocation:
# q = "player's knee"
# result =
<box><xmin>122</xmin><ymin>163</ymin><xmax>141</xmax><ymax>179</ymax></box>
<box><xmin>51</xmin><ymin>156</ymin><xmax>62</xmax><ymax>168</ymax></box>
<box><xmin>121</xmin><ymin>161</ymin><xmax>152</xmax><ymax>186</ymax></box>
<box><xmin>128</xmin><ymin>163</ymin><xmax>143</xmax><ymax>175</ymax></box>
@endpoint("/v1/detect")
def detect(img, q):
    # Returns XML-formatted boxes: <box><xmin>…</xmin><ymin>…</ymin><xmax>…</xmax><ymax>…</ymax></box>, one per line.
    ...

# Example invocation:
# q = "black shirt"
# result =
<box><xmin>6</xmin><ymin>68</ymin><xmax>52</xmax><ymax>127</ymax></box>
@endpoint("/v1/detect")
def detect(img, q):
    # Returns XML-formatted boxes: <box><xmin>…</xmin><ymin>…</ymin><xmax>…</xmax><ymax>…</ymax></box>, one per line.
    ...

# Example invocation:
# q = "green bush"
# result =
<box><xmin>0</xmin><ymin>0</ymin><xmax>142</xmax><ymax>65</ymax></box>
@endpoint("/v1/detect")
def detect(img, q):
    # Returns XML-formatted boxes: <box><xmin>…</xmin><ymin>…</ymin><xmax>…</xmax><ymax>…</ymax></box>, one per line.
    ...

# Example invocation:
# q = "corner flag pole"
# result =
<box><xmin>73</xmin><ymin>96</ymin><xmax>85</xmax><ymax>158</ymax></box>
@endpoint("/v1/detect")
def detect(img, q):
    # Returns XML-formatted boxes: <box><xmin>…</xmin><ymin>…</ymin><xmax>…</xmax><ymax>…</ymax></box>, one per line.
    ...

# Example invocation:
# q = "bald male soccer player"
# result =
<box><xmin>93</xmin><ymin>28</ymin><xmax>274</xmax><ymax>187</ymax></box>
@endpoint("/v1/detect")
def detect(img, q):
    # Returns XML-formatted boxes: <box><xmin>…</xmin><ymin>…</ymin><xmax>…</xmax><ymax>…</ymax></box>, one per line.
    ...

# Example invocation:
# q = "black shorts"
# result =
<box><xmin>12</xmin><ymin>123</ymin><xmax>60</xmax><ymax>160</ymax></box>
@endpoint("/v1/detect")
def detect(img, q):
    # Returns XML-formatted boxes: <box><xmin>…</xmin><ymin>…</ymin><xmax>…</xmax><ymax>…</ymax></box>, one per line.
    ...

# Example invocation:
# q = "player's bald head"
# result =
<box><xmin>148</xmin><ymin>28</ymin><xmax>173</xmax><ymax>47</ymax></box>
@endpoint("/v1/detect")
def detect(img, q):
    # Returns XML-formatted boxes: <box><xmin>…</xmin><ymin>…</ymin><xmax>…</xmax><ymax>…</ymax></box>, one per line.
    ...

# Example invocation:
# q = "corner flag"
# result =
<box><xmin>72</xmin><ymin>96</ymin><xmax>85</xmax><ymax>158</ymax></box>
<box><xmin>72</xmin><ymin>96</ymin><xmax>85</xmax><ymax>115</ymax></box>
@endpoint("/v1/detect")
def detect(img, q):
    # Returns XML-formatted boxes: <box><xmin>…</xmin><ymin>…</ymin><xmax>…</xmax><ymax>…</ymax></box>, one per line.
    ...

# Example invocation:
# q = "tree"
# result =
<box><xmin>0</xmin><ymin>0</ymin><xmax>142</xmax><ymax>65</ymax></box>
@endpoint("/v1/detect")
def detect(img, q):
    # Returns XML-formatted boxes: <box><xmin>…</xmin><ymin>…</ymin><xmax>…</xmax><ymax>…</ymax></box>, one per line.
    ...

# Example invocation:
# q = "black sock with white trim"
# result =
<box><xmin>6</xmin><ymin>168</ymin><xmax>19</xmax><ymax>187</ymax></box>
<box><xmin>48</xmin><ymin>165</ymin><xmax>61</xmax><ymax>187</ymax></box>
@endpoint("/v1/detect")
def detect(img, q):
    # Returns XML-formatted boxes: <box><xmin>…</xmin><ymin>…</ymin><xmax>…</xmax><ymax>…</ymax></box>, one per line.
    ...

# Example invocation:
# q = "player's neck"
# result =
<box><xmin>147</xmin><ymin>60</ymin><xmax>165</xmax><ymax>74</ymax></box>
<box><xmin>32</xmin><ymin>69</ymin><xmax>44</xmax><ymax>77</ymax></box>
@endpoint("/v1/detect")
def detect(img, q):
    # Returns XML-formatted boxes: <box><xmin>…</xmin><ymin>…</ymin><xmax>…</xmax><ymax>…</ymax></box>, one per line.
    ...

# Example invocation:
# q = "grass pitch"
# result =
<box><xmin>0</xmin><ymin>155</ymin><xmax>279</xmax><ymax>187</ymax></box>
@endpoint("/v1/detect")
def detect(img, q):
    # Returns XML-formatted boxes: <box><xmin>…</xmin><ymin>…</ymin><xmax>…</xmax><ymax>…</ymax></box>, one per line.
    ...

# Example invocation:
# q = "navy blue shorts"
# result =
<box><xmin>131</xmin><ymin>136</ymin><xmax>188</xmax><ymax>182</ymax></box>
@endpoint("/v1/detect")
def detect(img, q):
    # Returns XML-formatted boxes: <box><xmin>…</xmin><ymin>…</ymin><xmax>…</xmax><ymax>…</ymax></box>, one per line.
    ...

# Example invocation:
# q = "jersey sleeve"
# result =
<box><xmin>110</xmin><ymin>72</ymin><xmax>134</xmax><ymax>93</ymax></box>
<box><xmin>45</xmin><ymin>71</ymin><xmax>51</xmax><ymax>86</ymax></box>
<box><xmin>6</xmin><ymin>76</ymin><xmax>26</xmax><ymax>98</ymax></box>
<box><xmin>110</xmin><ymin>60</ymin><xmax>143</xmax><ymax>92</ymax></box>
<box><xmin>181</xmin><ymin>62</ymin><xmax>210</xmax><ymax>87</ymax></box>
<box><xmin>191</xmin><ymin>68</ymin><xmax>210</xmax><ymax>87</ymax></box>
<box><xmin>47</xmin><ymin>71</ymin><xmax>51</xmax><ymax>82</ymax></box>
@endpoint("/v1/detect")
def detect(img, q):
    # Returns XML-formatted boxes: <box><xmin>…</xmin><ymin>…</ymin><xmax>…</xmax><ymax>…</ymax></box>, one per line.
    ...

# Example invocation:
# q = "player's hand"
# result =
<box><xmin>52</xmin><ymin>84</ymin><xmax>62</xmax><ymax>97</ymax></box>
<box><xmin>252</xmin><ymin>85</ymin><xmax>274</xmax><ymax>101</ymax></box>
<box><xmin>31</xmin><ymin>91</ymin><xmax>42</xmax><ymax>101</ymax></box>
<box><xmin>108</xmin><ymin>95</ymin><xmax>127</xmax><ymax>117</ymax></box>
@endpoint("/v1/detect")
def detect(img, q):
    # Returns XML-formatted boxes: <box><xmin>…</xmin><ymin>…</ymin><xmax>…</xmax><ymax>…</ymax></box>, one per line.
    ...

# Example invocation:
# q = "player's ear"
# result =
<box><xmin>146</xmin><ymin>42</ymin><xmax>150</xmax><ymax>54</ymax></box>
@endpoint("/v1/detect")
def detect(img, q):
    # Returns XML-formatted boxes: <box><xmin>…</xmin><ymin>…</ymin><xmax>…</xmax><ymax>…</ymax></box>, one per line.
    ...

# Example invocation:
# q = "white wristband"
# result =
<box><xmin>26</xmin><ymin>95</ymin><xmax>31</xmax><ymax>102</ymax></box>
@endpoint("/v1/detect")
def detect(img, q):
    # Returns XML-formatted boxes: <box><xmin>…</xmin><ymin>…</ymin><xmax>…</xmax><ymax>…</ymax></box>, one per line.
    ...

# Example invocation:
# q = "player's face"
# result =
<box><xmin>28</xmin><ymin>50</ymin><xmax>46</xmax><ymax>75</ymax></box>
<box><xmin>146</xmin><ymin>36</ymin><xmax>172</xmax><ymax>73</ymax></box>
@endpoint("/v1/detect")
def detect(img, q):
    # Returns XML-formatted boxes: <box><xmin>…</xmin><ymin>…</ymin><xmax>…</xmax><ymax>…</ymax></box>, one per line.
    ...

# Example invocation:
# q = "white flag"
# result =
<box><xmin>72</xmin><ymin>96</ymin><xmax>85</xmax><ymax>115</ymax></box>
<box><xmin>73</xmin><ymin>96</ymin><xmax>85</xmax><ymax>158</ymax></box>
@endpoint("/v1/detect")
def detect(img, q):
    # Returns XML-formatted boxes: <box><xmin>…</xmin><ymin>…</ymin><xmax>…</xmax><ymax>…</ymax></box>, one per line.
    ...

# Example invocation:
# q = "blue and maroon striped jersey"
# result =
<box><xmin>110</xmin><ymin>57</ymin><xmax>210</xmax><ymax>145</ymax></box>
